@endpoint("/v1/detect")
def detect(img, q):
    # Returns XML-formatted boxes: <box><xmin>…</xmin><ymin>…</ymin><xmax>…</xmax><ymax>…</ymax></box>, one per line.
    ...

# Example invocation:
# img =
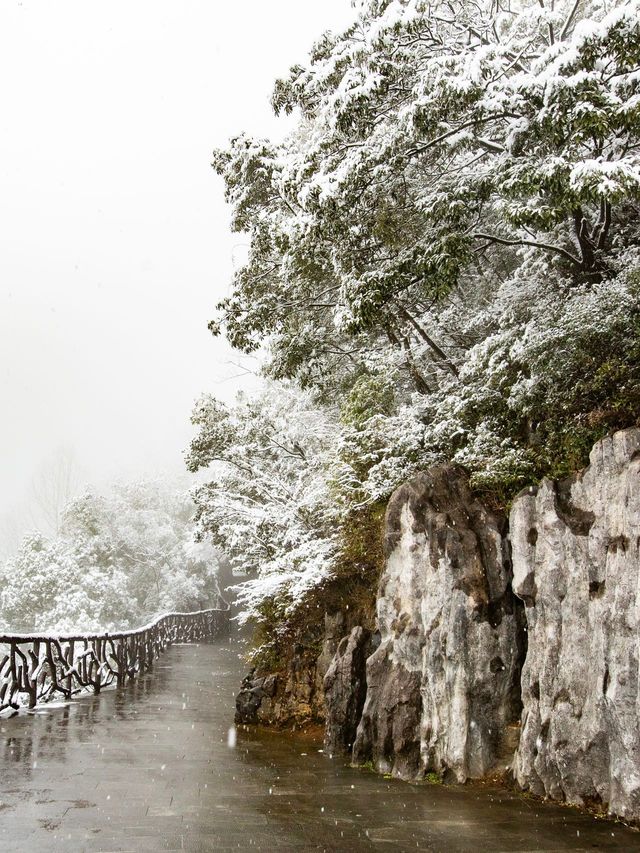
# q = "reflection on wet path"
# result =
<box><xmin>0</xmin><ymin>640</ymin><xmax>638</xmax><ymax>851</ymax></box>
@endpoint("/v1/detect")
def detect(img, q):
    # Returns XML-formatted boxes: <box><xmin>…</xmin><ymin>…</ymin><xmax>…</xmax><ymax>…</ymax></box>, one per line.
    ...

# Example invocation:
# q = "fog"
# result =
<box><xmin>0</xmin><ymin>0</ymin><xmax>354</xmax><ymax>552</ymax></box>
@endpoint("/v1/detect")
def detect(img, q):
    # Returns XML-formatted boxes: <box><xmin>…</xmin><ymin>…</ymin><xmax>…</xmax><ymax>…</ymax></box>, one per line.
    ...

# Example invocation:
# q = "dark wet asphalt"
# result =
<box><xmin>0</xmin><ymin>639</ymin><xmax>638</xmax><ymax>852</ymax></box>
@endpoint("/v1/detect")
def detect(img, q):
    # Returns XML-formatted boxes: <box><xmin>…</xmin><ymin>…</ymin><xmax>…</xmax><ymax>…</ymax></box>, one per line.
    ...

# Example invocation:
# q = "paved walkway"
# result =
<box><xmin>0</xmin><ymin>640</ymin><xmax>639</xmax><ymax>852</ymax></box>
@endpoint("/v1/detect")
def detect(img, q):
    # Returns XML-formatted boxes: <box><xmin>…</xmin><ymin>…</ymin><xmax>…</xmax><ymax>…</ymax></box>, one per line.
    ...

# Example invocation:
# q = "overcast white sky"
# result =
<box><xmin>0</xmin><ymin>0</ymin><xmax>355</xmax><ymax>540</ymax></box>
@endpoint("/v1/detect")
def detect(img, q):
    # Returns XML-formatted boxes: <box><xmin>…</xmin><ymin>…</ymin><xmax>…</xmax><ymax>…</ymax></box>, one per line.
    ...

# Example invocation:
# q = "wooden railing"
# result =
<box><xmin>0</xmin><ymin>606</ymin><xmax>228</xmax><ymax>713</ymax></box>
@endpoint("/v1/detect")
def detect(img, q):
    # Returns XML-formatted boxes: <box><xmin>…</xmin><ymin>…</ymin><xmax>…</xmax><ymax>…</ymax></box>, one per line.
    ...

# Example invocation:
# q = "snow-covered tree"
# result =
<box><xmin>186</xmin><ymin>383</ymin><xmax>341</xmax><ymax>625</ymax></box>
<box><xmin>0</xmin><ymin>531</ymin><xmax>134</xmax><ymax>634</ymax></box>
<box><xmin>212</xmin><ymin>0</ymin><xmax>640</xmax><ymax>387</ymax></box>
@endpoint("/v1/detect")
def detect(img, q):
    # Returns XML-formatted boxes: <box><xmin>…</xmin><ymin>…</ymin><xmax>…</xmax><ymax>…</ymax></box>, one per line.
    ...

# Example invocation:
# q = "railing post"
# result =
<box><xmin>66</xmin><ymin>640</ymin><xmax>75</xmax><ymax>698</ymax></box>
<box><xmin>93</xmin><ymin>638</ymin><xmax>101</xmax><ymax>694</ymax></box>
<box><xmin>29</xmin><ymin>641</ymin><xmax>40</xmax><ymax>709</ymax></box>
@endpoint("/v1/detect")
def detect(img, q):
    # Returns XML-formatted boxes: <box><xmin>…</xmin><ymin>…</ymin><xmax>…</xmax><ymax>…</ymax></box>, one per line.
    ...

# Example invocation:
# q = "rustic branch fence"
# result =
<box><xmin>0</xmin><ymin>606</ymin><xmax>228</xmax><ymax>713</ymax></box>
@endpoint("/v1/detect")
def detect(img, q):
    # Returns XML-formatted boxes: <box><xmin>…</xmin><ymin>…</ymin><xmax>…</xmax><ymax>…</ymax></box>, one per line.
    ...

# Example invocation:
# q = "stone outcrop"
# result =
<box><xmin>323</xmin><ymin>626</ymin><xmax>376</xmax><ymax>755</ymax></box>
<box><xmin>236</xmin><ymin>429</ymin><xmax>640</xmax><ymax>824</ymax></box>
<box><xmin>235</xmin><ymin>611</ymin><xmax>347</xmax><ymax>727</ymax></box>
<box><xmin>353</xmin><ymin>465</ymin><xmax>525</xmax><ymax>781</ymax></box>
<box><xmin>235</xmin><ymin>671</ymin><xmax>279</xmax><ymax>724</ymax></box>
<box><xmin>235</xmin><ymin>648</ymin><xmax>322</xmax><ymax>727</ymax></box>
<box><xmin>511</xmin><ymin>428</ymin><xmax>640</xmax><ymax>820</ymax></box>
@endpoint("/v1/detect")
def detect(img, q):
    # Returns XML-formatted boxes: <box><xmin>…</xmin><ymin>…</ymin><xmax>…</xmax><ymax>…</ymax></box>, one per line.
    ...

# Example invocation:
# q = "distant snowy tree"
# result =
<box><xmin>0</xmin><ymin>481</ymin><xmax>220</xmax><ymax>634</ymax></box>
<box><xmin>29</xmin><ymin>448</ymin><xmax>82</xmax><ymax>535</ymax></box>
<box><xmin>0</xmin><ymin>531</ymin><xmax>132</xmax><ymax>634</ymax></box>
<box><xmin>64</xmin><ymin>482</ymin><xmax>221</xmax><ymax>616</ymax></box>
<box><xmin>0</xmin><ymin>449</ymin><xmax>84</xmax><ymax>557</ymax></box>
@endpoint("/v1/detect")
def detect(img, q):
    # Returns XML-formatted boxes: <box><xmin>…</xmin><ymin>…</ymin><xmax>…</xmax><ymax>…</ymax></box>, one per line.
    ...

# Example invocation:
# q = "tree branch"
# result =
<box><xmin>595</xmin><ymin>198</ymin><xmax>612</xmax><ymax>250</ymax></box>
<box><xmin>473</xmin><ymin>232</ymin><xmax>582</xmax><ymax>266</ymax></box>
<box><xmin>406</xmin><ymin>113</ymin><xmax>519</xmax><ymax>158</ymax></box>
<box><xmin>386</xmin><ymin>326</ymin><xmax>434</xmax><ymax>394</ymax></box>
<box><xmin>560</xmin><ymin>0</ymin><xmax>582</xmax><ymax>40</ymax></box>
<box><xmin>572</xmin><ymin>207</ymin><xmax>595</xmax><ymax>269</ymax></box>
<box><xmin>394</xmin><ymin>304</ymin><xmax>459</xmax><ymax>378</ymax></box>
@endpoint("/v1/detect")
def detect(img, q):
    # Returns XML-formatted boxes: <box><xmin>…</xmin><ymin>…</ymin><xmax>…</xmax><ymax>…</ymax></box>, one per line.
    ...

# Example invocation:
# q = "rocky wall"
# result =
<box><xmin>235</xmin><ymin>611</ymin><xmax>347</xmax><ymax>728</ymax></box>
<box><xmin>510</xmin><ymin>428</ymin><xmax>640</xmax><ymax>820</ymax></box>
<box><xmin>350</xmin><ymin>465</ymin><xmax>525</xmax><ymax>781</ymax></box>
<box><xmin>236</xmin><ymin>430</ymin><xmax>640</xmax><ymax>823</ymax></box>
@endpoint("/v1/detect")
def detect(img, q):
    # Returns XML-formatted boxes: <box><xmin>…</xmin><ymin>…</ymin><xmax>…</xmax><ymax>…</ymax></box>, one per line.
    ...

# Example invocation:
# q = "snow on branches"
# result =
<box><xmin>214</xmin><ymin>0</ymin><xmax>640</xmax><ymax>363</ymax></box>
<box><xmin>186</xmin><ymin>384</ymin><xmax>341</xmax><ymax>623</ymax></box>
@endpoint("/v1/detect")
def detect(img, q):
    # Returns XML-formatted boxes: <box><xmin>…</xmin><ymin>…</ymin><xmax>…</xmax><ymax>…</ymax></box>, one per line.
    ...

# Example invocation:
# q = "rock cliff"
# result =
<box><xmin>235</xmin><ymin>611</ymin><xmax>348</xmax><ymax>728</ymax></box>
<box><xmin>351</xmin><ymin>465</ymin><xmax>525</xmax><ymax>781</ymax></box>
<box><xmin>323</xmin><ymin>626</ymin><xmax>376</xmax><ymax>756</ymax></box>
<box><xmin>236</xmin><ymin>429</ymin><xmax>640</xmax><ymax>823</ymax></box>
<box><xmin>510</xmin><ymin>428</ymin><xmax>640</xmax><ymax>820</ymax></box>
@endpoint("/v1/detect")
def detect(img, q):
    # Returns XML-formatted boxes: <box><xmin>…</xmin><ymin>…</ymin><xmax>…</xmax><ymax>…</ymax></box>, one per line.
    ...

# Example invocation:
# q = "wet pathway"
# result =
<box><xmin>0</xmin><ymin>640</ymin><xmax>639</xmax><ymax>852</ymax></box>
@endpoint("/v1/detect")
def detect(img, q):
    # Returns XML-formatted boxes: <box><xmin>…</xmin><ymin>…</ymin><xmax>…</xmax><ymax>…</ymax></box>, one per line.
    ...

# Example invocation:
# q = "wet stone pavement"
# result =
<box><xmin>0</xmin><ymin>640</ymin><xmax>639</xmax><ymax>852</ymax></box>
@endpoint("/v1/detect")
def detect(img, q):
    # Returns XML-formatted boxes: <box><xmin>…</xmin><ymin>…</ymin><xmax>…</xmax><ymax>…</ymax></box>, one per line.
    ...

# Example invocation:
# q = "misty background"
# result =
<box><xmin>0</xmin><ymin>0</ymin><xmax>353</xmax><ymax>556</ymax></box>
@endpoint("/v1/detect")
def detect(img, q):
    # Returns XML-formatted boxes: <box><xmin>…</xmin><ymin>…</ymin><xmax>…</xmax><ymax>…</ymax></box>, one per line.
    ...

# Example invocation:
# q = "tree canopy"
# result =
<box><xmin>212</xmin><ymin>0</ymin><xmax>640</xmax><ymax>385</ymax></box>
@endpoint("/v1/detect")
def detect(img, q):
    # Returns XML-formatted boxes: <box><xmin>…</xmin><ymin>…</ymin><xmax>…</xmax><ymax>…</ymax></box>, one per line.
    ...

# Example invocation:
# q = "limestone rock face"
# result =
<box><xmin>323</xmin><ymin>626</ymin><xmax>374</xmax><ymax>755</ymax></box>
<box><xmin>511</xmin><ymin>428</ymin><xmax>640</xmax><ymax>820</ymax></box>
<box><xmin>353</xmin><ymin>465</ymin><xmax>524</xmax><ymax>781</ymax></box>
<box><xmin>315</xmin><ymin>611</ymin><xmax>348</xmax><ymax>711</ymax></box>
